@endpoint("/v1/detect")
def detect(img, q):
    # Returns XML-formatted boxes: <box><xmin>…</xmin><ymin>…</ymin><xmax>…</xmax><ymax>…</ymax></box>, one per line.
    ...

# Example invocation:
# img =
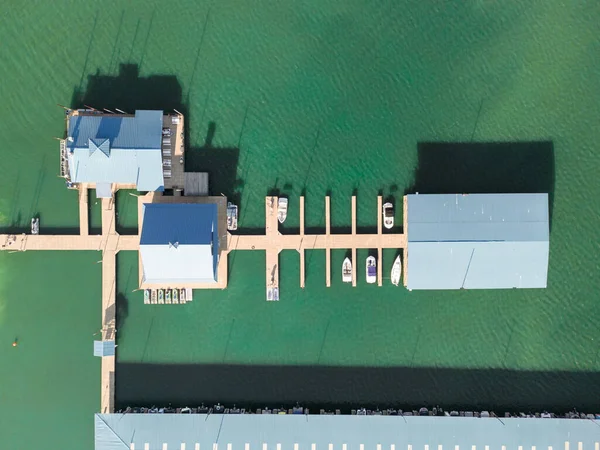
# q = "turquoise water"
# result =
<box><xmin>1</xmin><ymin>0</ymin><xmax>600</xmax><ymax>448</ymax></box>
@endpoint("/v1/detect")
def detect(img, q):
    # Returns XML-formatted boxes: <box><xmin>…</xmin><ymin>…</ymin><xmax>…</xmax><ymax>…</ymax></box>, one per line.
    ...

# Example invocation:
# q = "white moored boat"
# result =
<box><xmin>342</xmin><ymin>257</ymin><xmax>352</xmax><ymax>283</ymax></box>
<box><xmin>366</xmin><ymin>256</ymin><xmax>377</xmax><ymax>284</ymax></box>
<box><xmin>31</xmin><ymin>217</ymin><xmax>39</xmax><ymax>235</ymax></box>
<box><xmin>278</xmin><ymin>197</ymin><xmax>288</xmax><ymax>223</ymax></box>
<box><xmin>391</xmin><ymin>255</ymin><xmax>402</xmax><ymax>286</ymax></box>
<box><xmin>227</xmin><ymin>202</ymin><xmax>238</xmax><ymax>231</ymax></box>
<box><xmin>383</xmin><ymin>202</ymin><xmax>394</xmax><ymax>229</ymax></box>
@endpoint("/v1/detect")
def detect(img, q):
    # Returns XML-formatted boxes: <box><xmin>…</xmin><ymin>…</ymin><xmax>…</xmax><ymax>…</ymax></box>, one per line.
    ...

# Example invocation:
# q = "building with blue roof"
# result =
<box><xmin>66</xmin><ymin>110</ymin><xmax>164</xmax><ymax>193</ymax></box>
<box><xmin>406</xmin><ymin>193</ymin><xmax>549</xmax><ymax>290</ymax></box>
<box><xmin>95</xmin><ymin>414</ymin><xmax>600</xmax><ymax>450</ymax></box>
<box><xmin>140</xmin><ymin>203</ymin><xmax>220</xmax><ymax>284</ymax></box>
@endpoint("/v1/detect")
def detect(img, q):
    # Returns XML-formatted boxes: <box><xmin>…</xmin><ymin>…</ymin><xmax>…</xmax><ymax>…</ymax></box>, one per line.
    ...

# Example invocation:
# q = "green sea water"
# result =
<box><xmin>1</xmin><ymin>0</ymin><xmax>600</xmax><ymax>448</ymax></box>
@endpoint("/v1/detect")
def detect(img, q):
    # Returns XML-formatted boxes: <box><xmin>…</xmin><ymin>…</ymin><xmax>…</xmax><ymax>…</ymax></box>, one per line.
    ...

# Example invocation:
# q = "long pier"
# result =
<box><xmin>0</xmin><ymin>189</ymin><xmax>408</xmax><ymax>412</ymax></box>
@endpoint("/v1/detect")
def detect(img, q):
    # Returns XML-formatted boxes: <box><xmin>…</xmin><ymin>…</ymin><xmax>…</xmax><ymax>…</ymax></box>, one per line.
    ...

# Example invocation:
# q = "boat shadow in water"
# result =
<box><xmin>116</xmin><ymin>362</ymin><xmax>600</xmax><ymax>413</ymax></box>
<box><xmin>407</xmin><ymin>141</ymin><xmax>555</xmax><ymax>230</ymax></box>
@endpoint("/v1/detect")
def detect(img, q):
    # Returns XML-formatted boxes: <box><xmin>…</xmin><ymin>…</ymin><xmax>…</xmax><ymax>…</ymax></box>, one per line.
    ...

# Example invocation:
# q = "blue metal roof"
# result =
<box><xmin>66</xmin><ymin>110</ymin><xmax>164</xmax><ymax>191</ymax></box>
<box><xmin>95</xmin><ymin>414</ymin><xmax>600</xmax><ymax>450</ymax></box>
<box><xmin>407</xmin><ymin>194</ymin><xmax>549</xmax><ymax>290</ymax></box>
<box><xmin>67</xmin><ymin>110</ymin><xmax>162</xmax><ymax>150</ymax></box>
<box><xmin>140</xmin><ymin>203</ymin><xmax>219</xmax><ymax>284</ymax></box>
<box><xmin>93</xmin><ymin>340</ymin><xmax>115</xmax><ymax>357</ymax></box>
<box><xmin>141</xmin><ymin>203</ymin><xmax>216</xmax><ymax>245</ymax></box>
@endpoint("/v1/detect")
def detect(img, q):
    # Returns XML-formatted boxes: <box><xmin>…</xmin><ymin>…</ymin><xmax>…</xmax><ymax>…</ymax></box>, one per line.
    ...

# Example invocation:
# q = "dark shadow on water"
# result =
<box><xmin>408</xmin><ymin>142</ymin><xmax>555</xmax><ymax>228</ymax></box>
<box><xmin>185</xmin><ymin>140</ymin><xmax>241</xmax><ymax>207</ymax></box>
<box><xmin>116</xmin><ymin>292</ymin><xmax>129</xmax><ymax>331</ymax></box>
<box><xmin>116</xmin><ymin>363</ymin><xmax>600</xmax><ymax>413</ymax></box>
<box><xmin>205</xmin><ymin>121</ymin><xmax>216</xmax><ymax>147</ymax></box>
<box><xmin>71</xmin><ymin>63</ymin><xmax>185</xmax><ymax>113</ymax></box>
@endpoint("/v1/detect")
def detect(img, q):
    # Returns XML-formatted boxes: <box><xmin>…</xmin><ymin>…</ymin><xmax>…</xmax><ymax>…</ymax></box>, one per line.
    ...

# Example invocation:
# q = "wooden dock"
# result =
<box><xmin>0</xmin><ymin>186</ymin><xmax>123</xmax><ymax>414</ymax></box>
<box><xmin>0</xmin><ymin>188</ymin><xmax>409</xmax><ymax>411</ymax></box>
<box><xmin>227</xmin><ymin>195</ymin><xmax>407</xmax><ymax>298</ymax></box>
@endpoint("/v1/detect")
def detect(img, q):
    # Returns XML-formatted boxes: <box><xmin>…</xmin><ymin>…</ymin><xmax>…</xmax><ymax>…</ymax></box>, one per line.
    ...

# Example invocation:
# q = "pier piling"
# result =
<box><xmin>325</xmin><ymin>196</ymin><xmax>331</xmax><ymax>287</ymax></box>
<box><xmin>299</xmin><ymin>196</ymin><xmax>305</xmax><ymax>289</ymax></box>
<box><xmin>351</xmin><ymin>196</ymin><xmax>357</xmax><ymax>287</ymax></box>
<box><xmin>377</xmin><ymin>195</ymin><xmax>383</xmax><ymax>287</ymax></box>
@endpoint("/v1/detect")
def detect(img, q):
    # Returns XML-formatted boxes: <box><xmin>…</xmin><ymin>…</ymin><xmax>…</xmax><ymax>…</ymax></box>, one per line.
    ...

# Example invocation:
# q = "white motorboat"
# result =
<box><xmin>278</xmin><ymin>197</ymin><xmax>288</xmax><ymax>223</ymax></box>
<box><xmin>227</xmin><ymin>202</ymin><xmax>238</xmax><ymax>231</ymax></box>
<box><xmin>383</xmin><ymin>202</ymin><xmax>394</xmax><ymax>229</ymax></box>
<box><xmin>31</xmin><ymin>217</ymin><xmax>39</xmax><ymax>235</ymax></box>
<box><xmin>342</xmin><ymin>257</ymin><xmax>352</xmax><ymax>283</ymax></box>
<box><xmin>366</xmin><ymin>256</ymin><xmax>377</xmax><ymax>284</ymax></box>
<box><xmin>144</xmin><ymin>289</ymin><xmax>151</xmax><ymax>304</ymax></box>
<box><xmin>391</xmin><ymin>255</ymin><xmax>402</xmax><ymax>286</ymax></box>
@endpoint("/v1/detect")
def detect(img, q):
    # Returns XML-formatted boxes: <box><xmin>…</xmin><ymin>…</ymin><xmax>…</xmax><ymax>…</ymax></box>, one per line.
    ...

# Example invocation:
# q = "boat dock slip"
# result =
<box><xmin>227</xmin><ymin>195</ymin><xmax>407</xmax><ymax>299</ymax></box>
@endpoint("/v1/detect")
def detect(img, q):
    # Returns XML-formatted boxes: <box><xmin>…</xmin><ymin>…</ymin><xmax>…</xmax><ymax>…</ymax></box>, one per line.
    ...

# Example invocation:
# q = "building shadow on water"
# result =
<box><xmin>407</xmin><ymin>142</ymin><xmax>555</xmax><ymax>229</ymax></box>
<box><xmin>116</xmin><ymin>362</ymin><xmax>600</xmax><ymax>413</ymax></box>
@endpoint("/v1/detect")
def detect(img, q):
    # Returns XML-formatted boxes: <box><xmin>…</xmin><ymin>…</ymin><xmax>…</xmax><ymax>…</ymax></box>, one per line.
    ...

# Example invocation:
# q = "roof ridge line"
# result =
<box><xmin>96</xmin><ymin>414</ymin><xmax>131</xmax><ymax>450</ymax></box>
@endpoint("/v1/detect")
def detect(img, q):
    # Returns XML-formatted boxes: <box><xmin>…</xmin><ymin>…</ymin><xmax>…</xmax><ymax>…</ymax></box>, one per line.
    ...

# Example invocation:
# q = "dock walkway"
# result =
<box><xmin>0</xmin><ymin>190</ymin><xmax>408</xmax><ymax>411</ymax></box>
<box><xmin>228</xmin><ymin>195</ymin><xmax>408</xmax><ymax>299</ymax></box>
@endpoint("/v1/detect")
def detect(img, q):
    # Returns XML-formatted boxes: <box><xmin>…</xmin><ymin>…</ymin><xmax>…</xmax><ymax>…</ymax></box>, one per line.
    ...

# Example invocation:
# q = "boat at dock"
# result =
<box><xmin>366</xmin><ymin>256</ymin><xmax>376</xmax><ymax>284</ymax></box>
<box><xmin>383</xmin><ymin>202</ymin><xmax>394</xmax><ymax>229</ymax></box>
<box><xmin>342</xmin><ymin>257</ymin><xmax>352</xmax><ymax>283</ymax></box>
<box><xmin>180</xmin><ymin>288</ymin><xmax>186</xmax><ymax>302</ymax></box>
<box><xmin>151</xmin><ymin>289</ymin><xmax>157</xmax><ymax>304</ymax></box>
<box><xmin>144</xmin><ymin>289</ymin><xmax>150</xmax><ymax>304</ymax></box>
<box><xmin>172</xmin><ymin>288</ymin><xmax>179</xmax><ymax>303</ymax></box>
<box><xmin>31</xmin><ymin>217</ymin><xmax>39</xmax><ymax>235</ymax></box>
<box><xmin>391</xmin><ymin>255</ymin><xmax>402</xmax><ymax>286</ymax></box>
<box><xmin>278</xmin><ymin>197</ymin><xmax>288</xmax><ymax>223</ymax></box>
<box><xmin>165</xmin><ymin>289</ymin><xmax>172</xmax><ymax>303</ymax></box>
<box><xmin>158</xmin><ymin>289</ymin><xmax>165</xmax><ymax>304</ymax></box>
<box><xmin>227</xmin><ymin>202</ymin><xmax>238</xmax><ymax>231</ymax></box>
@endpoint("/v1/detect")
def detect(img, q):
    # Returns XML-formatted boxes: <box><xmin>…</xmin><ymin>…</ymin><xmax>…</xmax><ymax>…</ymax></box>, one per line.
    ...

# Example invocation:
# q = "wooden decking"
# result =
<box><xmin>227</xmin><ymin>195</ymin><xmax>408</xmax><ymax>299</ymax></box>
<box><xmin>0</xmin><ymin>186</ymin><xmax>122</xmax><ymax>414</ymax></box>
<box><xmin>0</xmin><ymin>189</ymin><xmax>409</xmax><ymax>412</ymax></box>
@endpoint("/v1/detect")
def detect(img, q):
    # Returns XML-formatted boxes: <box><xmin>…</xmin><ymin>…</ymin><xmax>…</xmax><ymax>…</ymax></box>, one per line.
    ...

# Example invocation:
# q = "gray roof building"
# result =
<box><xmin>140</xmin><ymin>203</ymin><xmax>219</xmax><ymax>284</ymax></box>
<box><xmin>95</xmin><ymin>414</ymin><xmax>600</xmax><ymax>450</ymax></box>
<box><xmin>406</xmin><ymin>194</ymin><xmax>549</xmax><ymax>290</ymax></box>
<box><xmin>67</xmin><ymin>110</ymin><xmax>164</xmax><ymax>192</ymax></box>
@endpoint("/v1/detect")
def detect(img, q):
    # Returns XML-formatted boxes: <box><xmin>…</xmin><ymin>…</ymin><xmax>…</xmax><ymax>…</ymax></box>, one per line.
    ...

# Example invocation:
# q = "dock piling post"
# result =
<box><xmin>377</xmin><ymin>196</ymin><xmax>383</xmax><ymax>287</ymax></box>
<box><xmin>351</xmin><ymin>196</ymin><xmax>357</xmax><ymax>287</ymax></box>
<box><xmin>299</xmin><ymin>196</ymin><xmax>305</xmax><ymax>289</ymax></box>
<box><xmin>325</xmin><ymin>196</ymin><xmax>331</xmax><ymax>287</ymax></box>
